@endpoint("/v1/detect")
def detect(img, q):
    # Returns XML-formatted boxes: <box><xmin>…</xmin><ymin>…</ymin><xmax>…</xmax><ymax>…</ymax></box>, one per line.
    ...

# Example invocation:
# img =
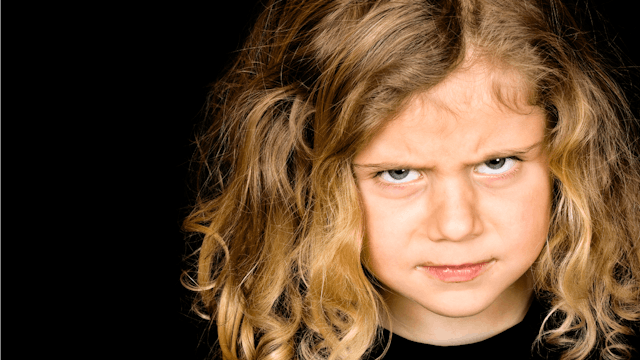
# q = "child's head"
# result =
<box><xmin>184</xmin><ymin>0</ymin><xmax>640</xmax><ymax>359</ymax></box>
<box><xmin>354</xmin><ymin>59</ymin><xmax>552</xmax><ymax>328</ymax></box>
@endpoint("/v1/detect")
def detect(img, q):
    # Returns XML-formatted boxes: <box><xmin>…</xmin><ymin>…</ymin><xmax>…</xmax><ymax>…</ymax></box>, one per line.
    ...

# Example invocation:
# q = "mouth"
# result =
<box><xmin>416</xmin><ymin>259</ymin><xmax>495</xmax><ymax>283</ymax></box>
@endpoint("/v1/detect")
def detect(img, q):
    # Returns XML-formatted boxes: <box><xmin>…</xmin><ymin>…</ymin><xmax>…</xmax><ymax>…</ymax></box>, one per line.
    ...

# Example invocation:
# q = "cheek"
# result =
<box><xmin>492</xmin><ymin>173</ymin><xmax>551</xmax><ymax>256</ymax></box>
<box><xmin>360</xmin><ymin>193</ymin><xmax>384</xmax><ymax>265</ymax></box>
<box><xmin>361</xmin><ymin>190</ymin><xmax>402</xmax><ymax>237</ymax></box>
<box><xmin>360</xmin><ymin>195</ymin><xmax>411</xmax><ymax>270</ymax></box>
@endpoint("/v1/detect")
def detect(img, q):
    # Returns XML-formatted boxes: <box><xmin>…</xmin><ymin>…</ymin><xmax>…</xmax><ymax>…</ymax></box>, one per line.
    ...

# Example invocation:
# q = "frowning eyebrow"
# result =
<box><xmin>352</xmin><ymin>141</ymin><xmax>544</xmax><ymax>171</ymax></box>
<box><xmin>480</xmin><ymin>140</ymin><xmax>544</xmax><ymax>160</ymax></box>
<box><xmin>352</xmin><ymin>162</ymin><xmax>422</xmax><ymax>172</ymax></box>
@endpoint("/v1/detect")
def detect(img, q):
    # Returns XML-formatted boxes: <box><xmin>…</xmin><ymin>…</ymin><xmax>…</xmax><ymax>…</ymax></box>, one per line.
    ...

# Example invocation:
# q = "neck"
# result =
<box><xmin>382</xmin><ymin>271</ymin><xmax>535</xmax><ymax>346</ymax></box>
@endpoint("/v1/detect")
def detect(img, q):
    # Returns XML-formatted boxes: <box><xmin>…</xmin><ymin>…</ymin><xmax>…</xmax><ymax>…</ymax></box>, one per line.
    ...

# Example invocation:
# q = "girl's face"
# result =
<box><xmin>353</xmin><ymin>65</ymin><xmax>551</xmax><ymax>342</ymax></box>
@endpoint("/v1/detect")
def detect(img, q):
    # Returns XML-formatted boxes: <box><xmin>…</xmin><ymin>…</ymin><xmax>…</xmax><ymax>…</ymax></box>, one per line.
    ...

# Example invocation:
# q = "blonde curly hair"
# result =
<box><xmin>182</xmin><ymin>0</ymin><xmax>640</xmax><ymax>359</ymax></box>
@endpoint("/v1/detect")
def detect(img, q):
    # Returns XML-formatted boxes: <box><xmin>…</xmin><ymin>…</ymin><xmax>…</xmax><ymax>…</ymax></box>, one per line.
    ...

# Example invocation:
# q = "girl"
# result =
<box><xmin>182</xmin><ymin>0</ymin><xmax>640</xmax><ymax>359</ymax></box>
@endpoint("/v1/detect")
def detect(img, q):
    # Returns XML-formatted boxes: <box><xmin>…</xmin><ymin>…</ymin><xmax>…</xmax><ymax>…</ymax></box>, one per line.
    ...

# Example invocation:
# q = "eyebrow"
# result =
<box><xmin>481</xmin><ymin>140</ymin><xmax>544</xmax><ymax>159</ymax></box>
<box><xmin>352</xmin><ymin>141</ymin><xmax>544</xmax><ymax>171</ymax></box>
<box><xmin>352</xmin><ymin>162</ymin><xmax>420</xmax><ymax>172</ymax></box>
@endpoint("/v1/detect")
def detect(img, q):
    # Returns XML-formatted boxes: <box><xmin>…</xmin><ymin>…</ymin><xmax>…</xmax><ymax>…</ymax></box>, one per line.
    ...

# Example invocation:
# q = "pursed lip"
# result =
<box><xmin>418</xmin><ymin>258</ymin><xmax>494</xmax><ymax>268</ymax></box>
<box><xmin>416</xmin><ymin>259</ymin><xmax>495</xmax><ymax>283</ymax></box>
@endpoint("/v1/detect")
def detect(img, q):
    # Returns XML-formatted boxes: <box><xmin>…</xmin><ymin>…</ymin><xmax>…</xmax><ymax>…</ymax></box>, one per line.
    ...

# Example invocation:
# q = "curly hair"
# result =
<box><xmin>181</xmin><ymin>0</ymin><xmax>640</xmax><ymax>359</ymax></box>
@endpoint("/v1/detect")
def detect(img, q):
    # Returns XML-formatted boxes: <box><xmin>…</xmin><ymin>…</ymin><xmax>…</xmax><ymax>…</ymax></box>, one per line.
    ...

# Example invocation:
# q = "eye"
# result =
<box><xmin>379</xmin><ymin>169</ymin><xmax>421</xmax><ymax>184</ymax></box>
<box><xmin>475</xmin><ymin>157</ymin><xmax>517</xmax><ymax>175</ymax></box>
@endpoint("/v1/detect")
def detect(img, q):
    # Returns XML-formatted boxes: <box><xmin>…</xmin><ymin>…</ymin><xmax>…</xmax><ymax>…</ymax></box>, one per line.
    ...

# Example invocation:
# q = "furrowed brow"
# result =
<box><xmin>352</xmin><ymin>162</ymin><xmax>425</xmax><ymax>171</ymax></box>
<box><xmin>481</xmin><ymin>141</ymin><xmax>543</xmax><ymax>159</ymax></box>
<box><xmin>353</xmin><ymin>141</ymin><xmax>544</xmax><ymax>171</ymax></box>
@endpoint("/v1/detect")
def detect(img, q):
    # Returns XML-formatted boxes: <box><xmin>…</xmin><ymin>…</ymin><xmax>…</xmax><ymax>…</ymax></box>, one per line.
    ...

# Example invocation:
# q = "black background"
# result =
<box><xmin>171</xmin><ymin>2</ymin><xmax>266</xmax><ymax>359</ymax></box>
<box><xmin>173</xmin><ymin>1</ymin><xmax>640</xmax><ymax>359</ymax></box>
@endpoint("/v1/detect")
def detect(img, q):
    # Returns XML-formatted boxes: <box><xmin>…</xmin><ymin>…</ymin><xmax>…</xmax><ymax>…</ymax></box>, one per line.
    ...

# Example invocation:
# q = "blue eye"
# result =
<box><xmin>379</xmin><ymin>169</ymin><xmax>421</xmax><ymax>184</ymax></box>
<box><xmin>475</xmin><ymin>158</ymin><xmax>517</xmax><ymax>175</ymax></box>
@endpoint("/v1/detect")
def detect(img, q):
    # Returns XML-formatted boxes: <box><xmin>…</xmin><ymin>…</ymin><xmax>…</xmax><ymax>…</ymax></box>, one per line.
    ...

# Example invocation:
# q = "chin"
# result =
<box><xmin>415</xmin><ymin>292</ymin><xmax>497</xmax><ymax>318</ymax></box>
<box><xmin>427</xmin><ymin>304</ymin><xmax>490</xmax><ymax>319</ymax></box>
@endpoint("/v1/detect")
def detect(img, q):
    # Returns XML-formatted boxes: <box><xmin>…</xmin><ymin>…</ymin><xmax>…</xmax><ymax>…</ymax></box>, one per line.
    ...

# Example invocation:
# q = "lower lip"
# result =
<box><xmin>419</xmin><ymin>261</ymin><xmax>493</xmax><ymax>282</ymax></box>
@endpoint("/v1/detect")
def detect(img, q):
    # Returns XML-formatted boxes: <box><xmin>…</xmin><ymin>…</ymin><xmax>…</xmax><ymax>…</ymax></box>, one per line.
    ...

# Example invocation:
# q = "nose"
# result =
<box><xmin>427</xmin><ymin>177</ymin><xmax>483</xmax><ymax>242</ymax></box>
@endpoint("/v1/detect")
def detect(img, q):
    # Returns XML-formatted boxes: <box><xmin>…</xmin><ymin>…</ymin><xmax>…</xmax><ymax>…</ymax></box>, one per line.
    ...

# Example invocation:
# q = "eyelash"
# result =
<box><xmin>474</xmin><ymin>156</ymin><xmax>522</xmax><ymax>177</ymax></box>
<box><xmin>373</xmin><ymin>170</ymin><xmax>422</xmax><ymax>189</ymax></box>
<box><xmin>373</xmin><ymin>156</ymin><xmax>522</xmax><ymax>188</ymax></box>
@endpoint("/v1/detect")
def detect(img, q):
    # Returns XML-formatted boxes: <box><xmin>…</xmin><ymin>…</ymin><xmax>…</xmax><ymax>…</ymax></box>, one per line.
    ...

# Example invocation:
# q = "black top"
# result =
<box><xmin>364</xmin><ymin>297</ymin><xmax>639</xmax><ymax>360</ymax></box>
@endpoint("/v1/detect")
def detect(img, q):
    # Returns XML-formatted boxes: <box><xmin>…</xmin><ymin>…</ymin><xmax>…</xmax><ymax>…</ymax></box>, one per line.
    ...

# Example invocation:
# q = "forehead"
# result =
<box><xmin>423</xmin><ymin>61</ymin><xmax>534</xmax><ymax>116</ymax></box>
<box><xmin>380</xmin><ymin>60</ymin><xmax>540</xmax><ymax>140</ymax></box>
<box><xmin>354</xmin><ymin>63</ymin><xmax>545</xmax><ymax>166</ymax></box>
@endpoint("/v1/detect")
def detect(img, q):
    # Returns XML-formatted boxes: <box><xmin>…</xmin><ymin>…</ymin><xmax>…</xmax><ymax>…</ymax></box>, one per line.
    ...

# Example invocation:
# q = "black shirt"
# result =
<box><xmin>364</xmin><ymin>297</ymin><xmax>639</xmax><ymax>360</ymax></box>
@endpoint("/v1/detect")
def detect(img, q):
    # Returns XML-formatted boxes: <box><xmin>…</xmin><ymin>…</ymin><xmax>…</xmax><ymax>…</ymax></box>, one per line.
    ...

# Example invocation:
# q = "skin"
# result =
<box><xmin>353</xmin><ymin>63</ymin><xmax>552</xmax><ymax>346</ymax></box>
